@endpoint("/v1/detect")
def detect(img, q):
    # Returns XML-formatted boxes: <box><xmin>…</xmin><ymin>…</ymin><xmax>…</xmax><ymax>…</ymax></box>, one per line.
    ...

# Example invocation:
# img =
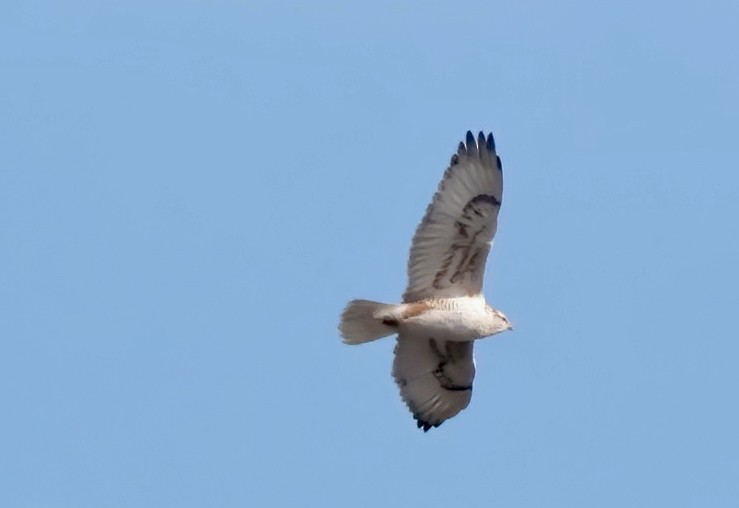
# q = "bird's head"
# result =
<box><xmin>486</xmin><ymin>306</ymin><xmax>513</xmax><ymax>335</ymax></box>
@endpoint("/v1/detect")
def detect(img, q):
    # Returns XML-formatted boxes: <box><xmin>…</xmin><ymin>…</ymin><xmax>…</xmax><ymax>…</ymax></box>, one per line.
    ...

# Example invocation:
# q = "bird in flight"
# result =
<box><xmin>339</xmin><ymin>130</ymin><xmax>512</xmax><ymax>431</ymax></box>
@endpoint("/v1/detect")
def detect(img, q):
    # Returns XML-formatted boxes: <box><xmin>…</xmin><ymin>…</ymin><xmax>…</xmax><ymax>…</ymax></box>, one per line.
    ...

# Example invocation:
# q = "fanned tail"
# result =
<box><xmin>339</xmin><ymin>299</ymin><xmax>400</xmax><ymax>345</ymax></box>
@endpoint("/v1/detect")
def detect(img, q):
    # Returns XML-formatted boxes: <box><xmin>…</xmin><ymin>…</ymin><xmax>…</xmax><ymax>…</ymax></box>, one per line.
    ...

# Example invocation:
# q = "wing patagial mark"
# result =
<box><xmin>412</xmin><ymin>338</ymin><xmax>474</xmax><ymax>432</ymax></box>
<box><xmin>471</xmin><ymin>193</ymin><xmax>501</xmax><ymax>209</ymax></box>
<box><xmin>449</xmin><ymin>247</ymin><xmax>484</xmax><ymax>285</ymax></box>
<box><xmin>429</xmin><ymin>339</ymin><xmax>473</xmax><ymax>392</ymax></box>
<box><xmin>431</xmin><ymin>194</ymin><xmax>500</xmax><ymax>291</ymax></box>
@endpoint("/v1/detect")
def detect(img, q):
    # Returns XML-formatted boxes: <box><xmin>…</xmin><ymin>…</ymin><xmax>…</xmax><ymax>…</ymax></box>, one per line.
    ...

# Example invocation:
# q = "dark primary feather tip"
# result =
<box><xmin>486</xmin><ymin>132</ymin><xmax>496</xmax><ymax>152</ymax></box>
<box><xmin>450</xmin><ymin>153</ymin><xmax>459</xmax><ymax>166</ymax></box>
<box><xmin>496</xmin><ymin>155</ymin><xmax>503</xmax><ymax>171</ymax></box>
<box><xmin>477</xmin><ymin>131</ymin><xmax>486</xmax><ymax>148</ymax></box>
<box><xmin>415</xmin><ymin>417</ymin><xmax>431</xmax><ymax>431</ymax></box>
<box><xmin>465</xmin><ymin>130</ymin><xmax>475</xmax><ymax>147</ymax></box>
<box><xmin>458</xmin><ymin>141</ymin><xmax>466</xmax><ymax>154</ymax></box>
<box><xmin>415</xmin><ymin>416</ymin><xmax>442</xmax><ymax>432</ymax></box>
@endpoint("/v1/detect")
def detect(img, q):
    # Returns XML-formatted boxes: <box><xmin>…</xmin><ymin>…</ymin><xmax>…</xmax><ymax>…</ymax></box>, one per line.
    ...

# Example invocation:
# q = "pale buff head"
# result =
<box><xmin>485</xmin><ymin>305</ymin><xmax>513</xmax><ymax>336</ymax></box>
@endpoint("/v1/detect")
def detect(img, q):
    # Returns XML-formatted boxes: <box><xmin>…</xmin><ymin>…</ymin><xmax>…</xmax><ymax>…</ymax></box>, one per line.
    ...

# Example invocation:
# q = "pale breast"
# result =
<box><xmin>400</xmin><ymin>296</ymin><xmax>490</xmax><ymax>342</ymax></box>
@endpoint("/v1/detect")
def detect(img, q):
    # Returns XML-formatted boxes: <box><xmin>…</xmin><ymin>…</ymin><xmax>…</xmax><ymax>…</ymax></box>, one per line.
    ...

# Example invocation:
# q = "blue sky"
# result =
<box><xmin>2</xmin><ymin>1</ymin><xmax>738</xmax><ymax>506</ymax></box>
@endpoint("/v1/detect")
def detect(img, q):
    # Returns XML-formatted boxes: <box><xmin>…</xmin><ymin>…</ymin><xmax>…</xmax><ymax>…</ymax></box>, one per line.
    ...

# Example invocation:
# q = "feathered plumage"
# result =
<box><xmin>339</xmin><ymin>131</ymin><xmax>512</xmax><ymax>431</ymax></box>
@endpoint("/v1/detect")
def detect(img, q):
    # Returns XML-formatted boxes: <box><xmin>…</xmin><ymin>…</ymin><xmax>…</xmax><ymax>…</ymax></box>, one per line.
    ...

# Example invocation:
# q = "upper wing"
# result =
<box><xmin>392</xmin><ymin>335</ymin><xmax>475</xmax><ymax>431</ymax></box>
<box><xmin>403</xmin><ymin>131</ymin><xmax>503</xmax><ymax>303</ymax></box>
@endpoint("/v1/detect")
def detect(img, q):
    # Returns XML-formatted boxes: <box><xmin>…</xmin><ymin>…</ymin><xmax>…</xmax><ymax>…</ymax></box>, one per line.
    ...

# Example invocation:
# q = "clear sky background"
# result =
<box><xmin>2</xmin><ymin>1</ymin><xmax>738</xmax><ymax>506</ymax></box>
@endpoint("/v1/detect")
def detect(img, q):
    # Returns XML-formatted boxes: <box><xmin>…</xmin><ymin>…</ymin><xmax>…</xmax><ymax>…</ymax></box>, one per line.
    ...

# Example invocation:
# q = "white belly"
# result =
<box><xmin>400</xmin><ymin>309</ymin><xmax>484</xmax><ymax>342</ymax></box>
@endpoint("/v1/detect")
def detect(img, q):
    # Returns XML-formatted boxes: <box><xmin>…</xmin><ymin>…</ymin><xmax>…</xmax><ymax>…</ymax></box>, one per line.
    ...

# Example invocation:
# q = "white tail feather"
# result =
<box><xmin>339</xmin><ymin>299</ymin><xmax>400</xmax><ymax>345</ymax></box>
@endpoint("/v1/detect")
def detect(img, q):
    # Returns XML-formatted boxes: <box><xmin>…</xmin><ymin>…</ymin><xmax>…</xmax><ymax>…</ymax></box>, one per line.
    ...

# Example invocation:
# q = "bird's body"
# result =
<box><xmin>395</xmin><ymin>296</ymin><xmax>506</xmax><ymax>343</ymax></box>
<box><xmin>339</xmin><ymin>131</ymin><xmax>512</xmax><ymax>431</ymax></box>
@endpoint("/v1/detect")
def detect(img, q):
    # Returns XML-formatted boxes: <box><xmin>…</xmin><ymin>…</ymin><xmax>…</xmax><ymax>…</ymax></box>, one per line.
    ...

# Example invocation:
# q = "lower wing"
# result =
<box><xmin>392</xmin><ymin>334</ymin><xmax>476</xmax><ymax>431</ymax></box>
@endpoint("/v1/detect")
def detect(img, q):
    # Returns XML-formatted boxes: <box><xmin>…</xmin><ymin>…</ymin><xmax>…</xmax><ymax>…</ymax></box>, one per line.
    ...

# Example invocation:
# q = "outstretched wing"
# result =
<box><xmin>403</xmin><ymin>131</ymin><xmax>503</xmax><ymax>303</ymax></box>
<box><xmin>392</xmin><ymin>335</ymin><xmax>475</xmax><ymax>431</ymax></box>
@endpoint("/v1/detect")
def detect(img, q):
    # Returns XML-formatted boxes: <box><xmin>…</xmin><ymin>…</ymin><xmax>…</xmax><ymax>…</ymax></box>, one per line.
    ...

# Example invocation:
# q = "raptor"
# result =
<box><xmin>339</xmin><ymin>131</ymin><xmax>512</xmax><ymax>431</ymax></box>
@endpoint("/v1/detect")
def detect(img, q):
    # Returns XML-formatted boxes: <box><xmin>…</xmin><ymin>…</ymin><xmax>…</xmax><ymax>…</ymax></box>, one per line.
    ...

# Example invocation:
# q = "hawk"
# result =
<box><xmin>339</xmin><ymin>131</ymin><xmax>512</xmax><ymax>431</ymax></box>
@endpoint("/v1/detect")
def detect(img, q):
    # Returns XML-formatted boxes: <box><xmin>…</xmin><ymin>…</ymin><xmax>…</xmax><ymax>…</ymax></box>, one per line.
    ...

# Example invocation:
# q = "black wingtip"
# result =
<box><xmin>455</xmin><ymin>130</ymin><xmax>496</xmax><ymax>162</ymax></box>
<box><xmin>477</xmin><ymin>131</ymin><xmax>486</xmax><ymax>149</ymax></box>
<box><xmin>415</xmin><ymin>417</ymin><xmax>443</xmax><ymax>432</ymax></box>
<box><xmin>487</xmin><ymin>132</ymin><xmax>496</xmax><ymax>152</ymax></box>
<box><xmin>416</xmin><ymin>418</ymin><xmax>432</xmax><ymax>432</ymax></box>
